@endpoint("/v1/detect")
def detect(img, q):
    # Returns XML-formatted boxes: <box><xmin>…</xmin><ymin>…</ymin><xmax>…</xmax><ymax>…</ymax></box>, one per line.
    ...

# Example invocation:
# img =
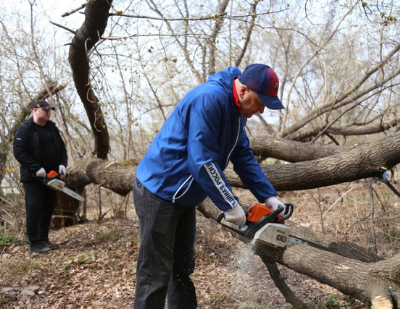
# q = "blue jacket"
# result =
<box><xmin>136</xmin><ymin>67</ymin><xmax>277</xmax><ymax>211</ymax></box>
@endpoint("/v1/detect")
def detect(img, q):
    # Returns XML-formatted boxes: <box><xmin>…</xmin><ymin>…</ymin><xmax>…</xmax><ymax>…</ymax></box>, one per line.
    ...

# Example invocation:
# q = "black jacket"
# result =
<box><xmin>13</xmin><ymin>117</ymin><xmax>68</xmax><ymax>182</ymax></box>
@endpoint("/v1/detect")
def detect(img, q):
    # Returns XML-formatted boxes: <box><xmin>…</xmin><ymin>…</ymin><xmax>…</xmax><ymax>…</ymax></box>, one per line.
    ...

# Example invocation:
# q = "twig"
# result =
<box><xmin>344</xmin><ymin>213</ymin><xmax>371</xmax><ymax>235</ymax></box>
<box><xmin>311</xmin><ymin>187</ymin><xmax>354</xmax><ymax>226</ymax></box>
<box><xmin>62</xmin><ymin>2</ymin><xmax>87</xmax><ymax>18</ymax></box>
<box><xmin>50</xmin><ymin>21</ymin><xmax>76</xmax><ymax>34</ymax></box>
<box><xmin>368</xmin><ymin>178</ymin><xmax>377</xmax><ymax>254</ymax></box>
<box><xmin>259</xmin><ymin>254</ymin><xmax>308</xmax><ymax>308</ymax></box>
<box><xmin>101</xmin><ymin>34</ymin><xmax>138</xmax><ymax>40</ymax></box>
<box><xmin>380</xmin><ymin>177</ymin><xmax>400</xmax><ymax>198</ymax></box>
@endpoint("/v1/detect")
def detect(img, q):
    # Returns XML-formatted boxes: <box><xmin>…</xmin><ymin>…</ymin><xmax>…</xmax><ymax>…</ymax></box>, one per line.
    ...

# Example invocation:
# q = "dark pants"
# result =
<box><xmin>133</xmin><ymin>179</ymin><xmax>197</xmax><ymax>309</ymax></box>
<box><xmin>23</xmin><ymin>181</ymin><xmax>57</xmax><ymax>245</ymax></box>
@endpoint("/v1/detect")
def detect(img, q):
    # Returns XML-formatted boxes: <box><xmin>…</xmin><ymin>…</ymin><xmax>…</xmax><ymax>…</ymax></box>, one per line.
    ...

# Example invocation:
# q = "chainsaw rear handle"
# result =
<box><xmin>217</xmin><ymin>212</ymin><xmax>227</xmax><ymax>224</ymax></box>
<box><xmin>216</xmin><ymin>213</ymin><xmax>250</xmax><ymax>237</ymax></box>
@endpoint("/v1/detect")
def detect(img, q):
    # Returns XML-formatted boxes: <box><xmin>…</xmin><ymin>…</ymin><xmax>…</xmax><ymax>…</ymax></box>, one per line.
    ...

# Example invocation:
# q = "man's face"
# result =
<box><xmin>33</xmin><ymin>107</ymin><xmax>51</xmax><ymax>123</ymax></box>
<box><xmin>238</xmin><ymin>87</ymin><xmax>265</xmax><ymax>118</ymax></box>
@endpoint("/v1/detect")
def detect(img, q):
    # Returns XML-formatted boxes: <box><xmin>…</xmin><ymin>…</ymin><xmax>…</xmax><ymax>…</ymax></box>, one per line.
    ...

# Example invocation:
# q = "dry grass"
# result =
<box><xmin>0</xmin><ymin>177</ymin><xmax>399</xmax><ymax>308</ymax></box>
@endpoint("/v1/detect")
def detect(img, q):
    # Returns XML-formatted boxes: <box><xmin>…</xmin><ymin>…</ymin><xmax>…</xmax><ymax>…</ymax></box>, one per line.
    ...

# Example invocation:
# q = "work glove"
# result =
<box><xmin>36</xmin><ymin>167</ymin><xmax>46</xmax><ymax>178</ymax></box>
<box><xmin>265</xmin><ymin>196</ymin><xmax>286</xmax><ymax>216</ymax></box>
<box><xmin>59</xmin><ymin>165</ymin><xmax>66</xmax><ymax>176</ymax></box>
<box><xmin>59</xmin><ymin>165</ymin><xmax>66</xmax><ymax>179</ymax></box>
<box><xmin>224</xmin><ymin>204</ymin><xmax>246</xmax><ymax>226</ymax></box>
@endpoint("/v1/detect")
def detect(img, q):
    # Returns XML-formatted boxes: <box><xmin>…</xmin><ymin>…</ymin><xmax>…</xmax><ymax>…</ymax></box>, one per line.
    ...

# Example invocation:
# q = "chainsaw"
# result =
<box><xmin>217</xmin><ymin>203</ymin><xmax>293</xmax><ymax>248</ymax></box>
<box><xmin>35</xmin><ymin>170</ymin><xmax>85</xmax><ymax>202</ymax></box>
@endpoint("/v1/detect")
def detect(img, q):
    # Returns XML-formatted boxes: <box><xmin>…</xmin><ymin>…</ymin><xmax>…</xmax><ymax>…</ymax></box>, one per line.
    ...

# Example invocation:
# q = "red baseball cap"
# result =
<box><xmin>240</xmin><ymin>64</ymin><xmax>284</xmax><ymax>110</ymax></box>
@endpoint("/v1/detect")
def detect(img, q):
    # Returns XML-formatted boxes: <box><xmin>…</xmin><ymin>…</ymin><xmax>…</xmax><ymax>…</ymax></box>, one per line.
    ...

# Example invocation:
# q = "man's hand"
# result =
<box><xmin>59</xmin><ymin>165</ymin><xmax>66</xmax><ymax>176</ymax></box>
<box><xmin>36</xmin><ymin>168</ymin><xmax>46</xmax><ymax>178</ymax></box>
<box><xmin>265</xmin><ymin>196</ymin><xmax>286</xmax><ymax>216</ymax></box>
<box><xmin>224</xmin><ymin>204</ymin><xmax>246</xmax><ymax>226</ymax></box>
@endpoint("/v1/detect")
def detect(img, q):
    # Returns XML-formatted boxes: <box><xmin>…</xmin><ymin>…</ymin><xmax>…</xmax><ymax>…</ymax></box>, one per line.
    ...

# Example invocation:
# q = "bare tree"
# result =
<box><xmin>3</xmin><ymin>0</ymin><xmax>400</xmax><ymax>307</ymax></box>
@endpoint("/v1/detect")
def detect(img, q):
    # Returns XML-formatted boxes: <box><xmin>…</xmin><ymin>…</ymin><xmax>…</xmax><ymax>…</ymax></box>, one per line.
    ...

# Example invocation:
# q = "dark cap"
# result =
<box><xmin>240</xmin><ymin>64</ymin><xmax>284</xmax><ymax>110</ymax></box>
<box><xmin>32</xmin><ymin>100</ymin><xmax>55</xmax><ymax>111</ymax></box>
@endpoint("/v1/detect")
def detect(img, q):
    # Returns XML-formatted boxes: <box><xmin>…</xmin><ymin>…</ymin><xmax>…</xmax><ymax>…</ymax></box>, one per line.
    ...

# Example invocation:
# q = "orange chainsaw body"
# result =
<box><xmin>247</xmin><ymin>203</ymin><xmax>285</xmax><ymax>224</ymax></box>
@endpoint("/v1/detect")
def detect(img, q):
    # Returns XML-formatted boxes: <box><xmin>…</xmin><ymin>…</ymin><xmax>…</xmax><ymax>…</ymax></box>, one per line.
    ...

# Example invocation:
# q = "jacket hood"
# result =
<box><xmin>207</xmin><ymin>67</ymin><xmax>241</xmax><ymax>106</ymax></box>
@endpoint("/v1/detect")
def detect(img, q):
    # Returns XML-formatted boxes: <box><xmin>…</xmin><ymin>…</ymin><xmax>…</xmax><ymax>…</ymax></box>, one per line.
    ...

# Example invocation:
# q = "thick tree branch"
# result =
<box><xmin>68</xmin><ymin>0</ymin><xmax>112</xmax><ymax>159</ymax></box>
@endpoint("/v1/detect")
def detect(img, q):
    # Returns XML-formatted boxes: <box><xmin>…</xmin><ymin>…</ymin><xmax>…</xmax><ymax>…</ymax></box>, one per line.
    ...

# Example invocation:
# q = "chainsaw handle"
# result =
<box><xmin>217</xmin><ymin>213</ymin><xmax>225</xmax><ymax>224</ymax></box>
<box><xmin>276</xmin><ymin>203</ymin><xmax>294</xmax><ymax>222</ymax></box>
<box><xmin>216</xmin><ymin>213</ymin><xmax>249</xmax><ymax>235</ymax></box>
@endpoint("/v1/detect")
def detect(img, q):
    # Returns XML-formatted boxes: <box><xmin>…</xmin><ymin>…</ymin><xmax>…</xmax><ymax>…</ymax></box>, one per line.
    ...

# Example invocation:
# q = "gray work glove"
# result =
<box><xmin>224</xmin><ymin>204</ymin><xmax>246</xmax><ymax>226</ymax></box>
<box><xmin>59</xmin><ymin>165</ymin><xmax>66</xmax><ymax>176</ymax></box>
<box><xmin>265</xmin><ymin>196</ymin><xmax>286</xmax><ymax>216</ymax></box>
<box><xmin>36</xmin><ymin>167</ymin><xmax>46</xmax><ymax>178</ymax></box>
<box><xmin>58</xmin><ymin>165</ymin><xmax>67</xmax><ymax>179</ymax></box>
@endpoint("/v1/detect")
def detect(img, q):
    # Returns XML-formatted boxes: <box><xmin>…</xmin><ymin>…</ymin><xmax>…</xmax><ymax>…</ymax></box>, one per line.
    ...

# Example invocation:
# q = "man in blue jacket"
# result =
<box><xmin>133</xmin><ymin>64</ymin><xmax>286</xmax><ymax>308</ymax></box>
<box><xmin>13</xmin><ymin>100</ymin><xmax>67</xmax><ymax>253</ymax></box>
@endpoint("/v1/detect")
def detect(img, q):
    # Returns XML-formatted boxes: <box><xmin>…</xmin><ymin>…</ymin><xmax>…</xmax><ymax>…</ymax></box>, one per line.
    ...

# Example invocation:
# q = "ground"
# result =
<box><xmin>0</xmin><ymin>180</ymin><xmax>398</xmax><ymax>308</ymax></box>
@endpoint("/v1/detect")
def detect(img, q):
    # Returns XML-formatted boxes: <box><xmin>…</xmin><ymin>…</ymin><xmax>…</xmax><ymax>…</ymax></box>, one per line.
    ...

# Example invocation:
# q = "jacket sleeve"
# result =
<box><xmin>53</xmin><ymin>124</ymin><xmax>68</xmax><ymax>167</ymax></box>
<box><xmin>184</xmin><ymin>90</ymin><xmax>239</xmax><ymax>211</ymax></box>
<box><xmin>13</xmin><ymin>125</ymin><xmax>42</xmax><ymax>175</ymax></box>
<box><xmin>230</xmin><ymin>124</ymin><xmax>277</xmax><ymax>201</ymax></box>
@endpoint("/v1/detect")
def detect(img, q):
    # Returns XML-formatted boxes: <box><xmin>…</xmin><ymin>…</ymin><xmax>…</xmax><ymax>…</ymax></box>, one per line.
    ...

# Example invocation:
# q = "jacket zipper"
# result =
<box><xmin>172</xmin><ymin>175</ymin><xmax>194</xmax><ymax>203</ymax></box>
<box><xmin>224</xmin><ymin>116</ymin><xmax>241</xmax><ymax>169</ymax></box>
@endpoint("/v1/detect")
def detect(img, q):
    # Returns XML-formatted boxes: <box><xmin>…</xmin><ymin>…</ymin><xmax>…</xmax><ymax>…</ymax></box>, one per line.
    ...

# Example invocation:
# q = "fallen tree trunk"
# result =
<box><xmin>66</xmin><ymin>131</ymin><xmax>400</xmax><ymax>195</ymax></box>
<box><xmin>231</xmin><ymin>131</ymin><xmax>400</xmax><ymax>191</ymax></box>
<box><xmin>198</xmin><ymin>198</ymin><xmax>399</xmax><ymax>308</ymax></box>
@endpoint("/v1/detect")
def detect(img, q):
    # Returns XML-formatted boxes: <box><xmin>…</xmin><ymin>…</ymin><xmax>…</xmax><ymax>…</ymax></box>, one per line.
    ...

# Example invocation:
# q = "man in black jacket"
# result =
<box><xmin>13</xmin><ymin>100</ymin><xmax>68</xmax><ymax>253</ymax></box>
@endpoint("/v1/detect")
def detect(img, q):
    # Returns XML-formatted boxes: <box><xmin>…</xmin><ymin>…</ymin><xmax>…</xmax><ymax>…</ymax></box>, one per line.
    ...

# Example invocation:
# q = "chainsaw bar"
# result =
<box><xmin>286</xmin><ymin>235</ymin><xmax>309</xmax><ymax>246</ymax></box>
<box><xmin>61</xmin><ymin>187</ymin><xmax>85</xmax><ymax>202</ymax></box>
<box><xmin>46</xmin><ymin>179</ymin><xmax>85</xmax><ymax>202</ymax></box>
<box><xmin>35</xmin><ymin>172</ymin><xmax>85</xmax><ymax>202</ymax></box>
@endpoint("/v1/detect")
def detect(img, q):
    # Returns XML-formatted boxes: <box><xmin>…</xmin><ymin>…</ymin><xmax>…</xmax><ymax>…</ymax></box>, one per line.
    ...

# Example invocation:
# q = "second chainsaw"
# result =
<box><xmin>36</xmin><ymin>170</ymin><xmax>85</xmax><ymax>202</ymax></box>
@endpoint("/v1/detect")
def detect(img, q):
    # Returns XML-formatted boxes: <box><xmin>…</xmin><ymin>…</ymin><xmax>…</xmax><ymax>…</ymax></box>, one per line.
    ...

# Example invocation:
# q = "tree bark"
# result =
<box><xmin>249</xmin><ymin>136</ymin><xmax>355</xmax><ymax>162</ymax></box>
<box><xmin>232</xmin><ymin>131</ymin><xmax>400</xmax><ymax>191</ymax></box>
<box><xmin>68</xmin><ymin>0</ymin><xmax>112</xmax><ymax>160</ymax></box>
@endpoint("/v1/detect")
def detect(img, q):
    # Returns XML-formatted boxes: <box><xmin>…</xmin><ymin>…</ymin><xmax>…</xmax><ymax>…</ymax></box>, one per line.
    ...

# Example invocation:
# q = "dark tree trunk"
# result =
<box><xmin>68</xmin><ymin>0</ymin><xmax>112</xmax><ymax>160</ymax></box>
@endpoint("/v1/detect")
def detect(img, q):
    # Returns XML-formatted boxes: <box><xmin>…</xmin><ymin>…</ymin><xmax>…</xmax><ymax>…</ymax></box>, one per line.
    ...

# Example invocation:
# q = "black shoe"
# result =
<box><xmin>38</xmin><ymin>240</ymin><xmax>59</xmax><ymax>248</ymax></box>
<box><xmin>30</xmin><ymin>243</ymin><xmax>51</xmax><ymax>253</ymax></box>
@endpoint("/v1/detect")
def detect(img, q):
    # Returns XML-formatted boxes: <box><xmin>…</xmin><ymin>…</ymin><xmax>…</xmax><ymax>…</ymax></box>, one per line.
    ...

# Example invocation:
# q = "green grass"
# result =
<box><xmin>96</xmin><ymin>231</ymin><xmax>121</xmax><ymax>240</ymax></box>
<box><xmin>0</xmin><ymin>295</ymin><xmax>6</xmax><ymax>305</ymax></box>
<box><xmin>325</xmin><ymin>295</ymin><xmax>353</xmax><ymax>307</ymax></box>
<box><xmin>79</xmin><ymin>253</ymin><xmax>93</xmax><ymax>264</ymax></box>
<box><xmin>0</xmin><ymin>234</ymin><xmax>15</xmax><ymax>246</ymax></box>
<box><xmin>20</xmin><ymin>262</ymin><xmax>41</xmax><ymax>271</ymax></box>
